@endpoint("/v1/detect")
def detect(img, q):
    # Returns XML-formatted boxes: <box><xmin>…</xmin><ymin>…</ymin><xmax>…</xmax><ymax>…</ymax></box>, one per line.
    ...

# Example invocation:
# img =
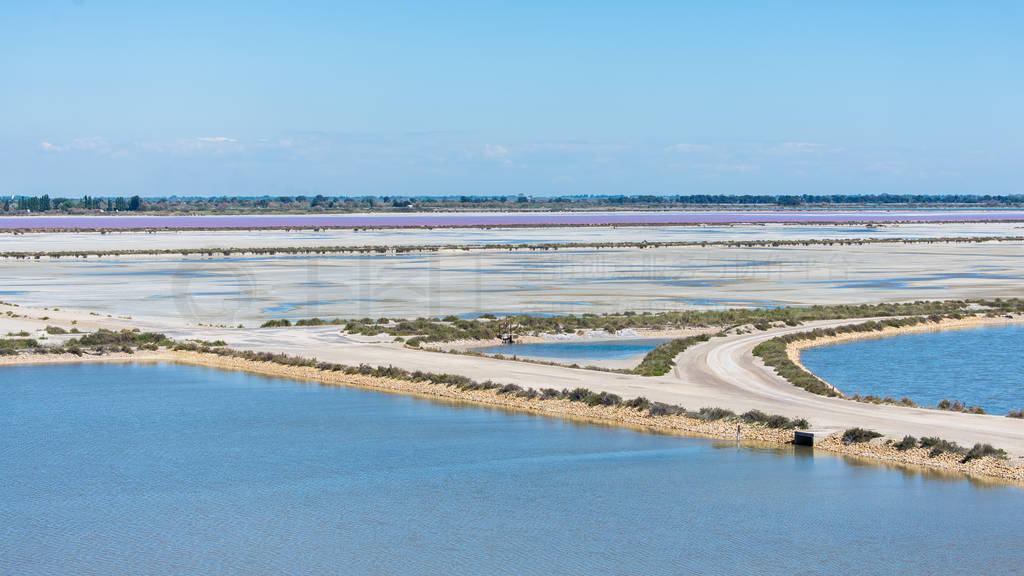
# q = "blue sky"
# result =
<box><xmin>2</xmin><ymin>1</ymin><xmax>1021</xmax><ymax>197</ymax></box>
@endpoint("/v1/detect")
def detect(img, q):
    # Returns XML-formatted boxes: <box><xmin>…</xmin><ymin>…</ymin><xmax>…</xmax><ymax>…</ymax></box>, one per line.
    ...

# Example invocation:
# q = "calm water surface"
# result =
<box><xmin>2</xmin><ymin>363</ymin><xmax>1021</xmax><ymax>575</ymax></box>
<box><xmin>479</xmin><ymin>338</ymin><xmax>669</xmax><ymax>360</ymax></box>
<box><xmin>802</xmin><ymin>324</ymin><xmax>1024</xmax><ymax>414</ymax></box>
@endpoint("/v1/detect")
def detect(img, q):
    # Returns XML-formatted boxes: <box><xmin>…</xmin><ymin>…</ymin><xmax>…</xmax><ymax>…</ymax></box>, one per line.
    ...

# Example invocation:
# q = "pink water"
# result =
<box><xmin>2</xmin><ymin>210</ymin><xmax>1024</xmax><ymax>230</ymax></box>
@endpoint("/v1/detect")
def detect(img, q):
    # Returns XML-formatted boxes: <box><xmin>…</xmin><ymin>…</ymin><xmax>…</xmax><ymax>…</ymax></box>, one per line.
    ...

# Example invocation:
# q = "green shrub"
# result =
<box><xmin>260</xmin><ymin>319</ymin><xmax>292</xmax><ymax>328</ymax></box>
<box><xmin>565</xmin><ymin>388</ymin><xmax>591</xmax><ymax>402</ymax></box>
<box><xmin>698</xmin><ymin>407</ymin><xmax>735</xmax><ymax>421</ymax></box>
<box><xmin>752</xmin><ymin>339</ymin><xmax>840</xmax><ymax>397</ymax></box>
<box><xmin>961</xmin><ymin>443</ymin><xmax>1008</xmax><ymax>462</ymax></box>
<box><xmin>0</xmin><ymin>337</ymin><xmax>40</xmax><ymax>350</ymax></box>
<box><xmin>295</xmin><ymin>318</ymin><xmax>338</xmax><ymax>326</ymax></box>
<box><xmin>937</xmin><ymin>399</ymin><xmax>986</xmax><ymax>414</ymax></box>
<box><xmin>919</xmin><ymin>436</ymin><xmax>964</xmax><ymax>457</ymax></box>
<box><xmin>623</xmin><ymin>396</ymin><xmax>651</xmax><ymax>411</ymax></box>
<box><xmin>648</xmin><ymin>402</ymin><xmax>685</xmax><ymax>417</ymax></box>
<box><xmin>739</xmin><ymin>409</ymin><xmax>805</xmax><ymax>429</ymax></box>
<box><xmin>893</xmin><ymin>436</ymin><xmax>918</xmax><ymax>451</ymax></box>
<box><xmin>631</xmin><ymin>334</ymin><xmax>711</xmax><ymax>376</ymax></box>
<box><xmin>842</xmin><ymin>428</ymin><xmax>883</xmax><ymax>445</ymax></box>
<box><xmin>583</xmin><ymin>391</ymin><xmax>622</xmax><ymax>406</ymax></box>
<box><xmin>497</xmin><ymin>383</ymin><xmax>523</xmax><ymax>395</ymax></box>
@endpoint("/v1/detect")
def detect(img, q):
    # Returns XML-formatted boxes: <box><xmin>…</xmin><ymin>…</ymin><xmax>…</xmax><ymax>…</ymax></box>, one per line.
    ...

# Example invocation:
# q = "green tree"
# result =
<box><xmin>129</xmin><ymin>195</ymin><xmax>142</xmax><ymax>211</ymax></box>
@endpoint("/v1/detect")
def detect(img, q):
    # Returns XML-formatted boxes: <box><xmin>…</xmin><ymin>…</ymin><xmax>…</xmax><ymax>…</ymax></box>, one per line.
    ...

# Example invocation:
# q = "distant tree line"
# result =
<box><xmin>1</xmin><ymin>193</ymin><xmax>1023</xmax><ymax>214</ymax></box>
<box><xmin>6</xmin><ymin>194</ymin><xmax>143</xmax><ymax>213</ymax></box>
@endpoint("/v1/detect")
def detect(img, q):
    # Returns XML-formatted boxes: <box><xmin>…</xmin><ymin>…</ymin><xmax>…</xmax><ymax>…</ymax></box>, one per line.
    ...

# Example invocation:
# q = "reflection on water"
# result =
<box><xmin>2</xmin><ymin>363</ymin><xmax>1022</xmax><ymax>575</ymax></box>
<box><xmin>802</xmin><ymin>324</ymin><xmax>1024</xmax><ymax>414</ymax></box>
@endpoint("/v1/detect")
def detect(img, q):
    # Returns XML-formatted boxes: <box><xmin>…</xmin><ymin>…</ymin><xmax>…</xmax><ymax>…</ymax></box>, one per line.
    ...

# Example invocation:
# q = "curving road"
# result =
<box><xmin>675</xmin><ymin>319</ymin><xmax>1024</xmax><ymax>456</ymax></box>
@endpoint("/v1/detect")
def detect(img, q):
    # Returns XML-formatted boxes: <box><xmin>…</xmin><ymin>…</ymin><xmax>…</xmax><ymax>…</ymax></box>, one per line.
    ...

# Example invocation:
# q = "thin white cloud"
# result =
<box><xmin>523</xmin><ymin>142</ymin><xmax>630</xmax><ymax>153</ymax></box>
<box><xmin>781</xmin><ymin>141</ymin><xmax>823</xmax><ymax>149</ymax></box>
<box><xmin>694</xmin><ymin>163</ymin><xmax>760</xmax><ymax>173</ymax></box>
<box><xmin>71</xmin><ymin>136</ymin><xmax>109</xmax><ymax>150</ymax></box>
<box><xmin>866</xmin><ymin>161</ymin><xmax>905</xmax><ymax>175</ymax></box>
<box><xmin>483</xmin><ymin>143</ymin><xmax>508</xmax><ymax>158</ymax></box>
<box><xmin>39</xmin><ymin>137</ymin><xmax>111</xmax><ymax>153</ymax></box>
<box><xmin>772</xmin><ymin>141</ymin><xmax>845</xmax><ymax>155</ymax></box>
<box><xmin>39</xmin><ymin>141</ymin><xmax>66</xmax><ymax>152</ymax></box>
<box><xmin>135</xmin><ymin>136</ymin><xmax>244</xmax><ymax>155</ymax></box>
<box><xmin>664</xmin><ymin>143</ymin><xmax>711</xmax><ymax>153</ymax></box>
<box><xmin>196</xmin><ymin>136</ymin><xmax>238</xmax><ymax>143</ymax></box>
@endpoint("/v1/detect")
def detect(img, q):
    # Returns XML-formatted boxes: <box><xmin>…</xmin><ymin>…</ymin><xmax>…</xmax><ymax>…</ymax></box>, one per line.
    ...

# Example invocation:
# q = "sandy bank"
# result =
<box><xmin>2</xmin><ymin>348</ymin><xmax>1020</xmax><ymax>482</ymax></box>
<box><xmin>0</xmin><ymin>350</ymin><xmax>171</xmax><ymax>367</ymax></box>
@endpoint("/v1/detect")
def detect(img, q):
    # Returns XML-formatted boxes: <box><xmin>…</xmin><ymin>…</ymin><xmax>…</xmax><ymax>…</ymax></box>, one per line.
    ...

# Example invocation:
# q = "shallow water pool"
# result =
<box><xmin>801</xmin><ymin>324</ymin><xmax>1024</xmax><ymax>414</ymax></box>
<box><xmin>478</xmin><ymin>337</ymin><xmax>670</xmax><ymax>360</ymax></box>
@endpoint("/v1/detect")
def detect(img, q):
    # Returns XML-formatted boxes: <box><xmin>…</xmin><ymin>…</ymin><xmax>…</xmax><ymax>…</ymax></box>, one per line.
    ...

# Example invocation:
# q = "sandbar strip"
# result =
<box><xmin>2</xmin><ymin>348</ymin><xmax>1020</xmax><ymax>482</ymax></box>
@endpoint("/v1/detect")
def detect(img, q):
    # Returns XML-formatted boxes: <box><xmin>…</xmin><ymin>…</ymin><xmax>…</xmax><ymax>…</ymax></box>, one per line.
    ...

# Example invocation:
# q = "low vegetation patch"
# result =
<box><xmin>752</xmin><ymin>339</ymin><xmax>839</xmax><ymax>397</ymax></box>
<box><xmin>696</xmin><ymin>406</ymin><xmax>735</xmax><ymax>421</ymax></box>
<box><xmin>0</xmin><ymin>337</ymin><xmax>40</xmax><ymax>355</ymax></box>
<box><xmin>936</xmin><ymin>399</ymin><xmax>986</xmax><ymax>414</ymax></box>
<box><xmin>740</xmin><ymin>409</ymin><xmax>809</xmax><ymax>430</ymax></box>
<box><xmin>841</xmin><ymin>428</ymin><xmax>883</xmax><ymax>445</ymax></box>
<box><xmin>919</xmin><ymin>436</ymin><xmax>964</xmax><ymax>457</ymax></box>
<box><xmin>256</xmin><ymin>299</ymin><xmax>1023</xmax><ymax>345</ymax></box>
<box><xmin>892</xmin><ymin>435</ymin><xmax>918</xmax><ymax>451</ymax></box>
<box><xmin>630</xmin><ymin>334</ymin><xmax>712</xmax><ymax>376</ymax></box>
<box><xmin>961</xmin><ymin>443</ymin><xmax>1008</xmax><ymax>463</ymax></box>
<box><xmin>851</xmin><ymin>394</ymin><xmax>917</xmax><ymax>407</ymax></box>
<box><xmin>1</xmin><ymin>329</ymin><xmax>172</xmax><ymax>356</ymax></box>
<box><xmin>886</xmin><ymin>436</ymin><xmax>1008</xmax><ymax>463</ymax></box>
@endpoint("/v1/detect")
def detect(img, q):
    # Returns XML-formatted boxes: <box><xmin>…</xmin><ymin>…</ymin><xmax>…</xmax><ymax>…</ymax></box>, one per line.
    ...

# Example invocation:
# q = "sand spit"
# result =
<box><xmin>3</xmin><ymin>221</ymin><xmax>1024</xmax><ymax>254</ymax></box>
<box><xmin>437</xmin><ymin>327</ymin><xmax>713</xmax><ymax>350</ymax></box>
<box><xmin>2</xmin><ymin>348</ymin><xmax>1019</xmax><ymax>482</ymax></box>
<box><xmin>0</xmin><ymin>350</ymin><xmax>171</xmax><ymax>367</ymax></box>
<box><xmin>785</xmin><ymin>315</ymin><xmax>1024</xmax><ymax>394</ymax></box>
